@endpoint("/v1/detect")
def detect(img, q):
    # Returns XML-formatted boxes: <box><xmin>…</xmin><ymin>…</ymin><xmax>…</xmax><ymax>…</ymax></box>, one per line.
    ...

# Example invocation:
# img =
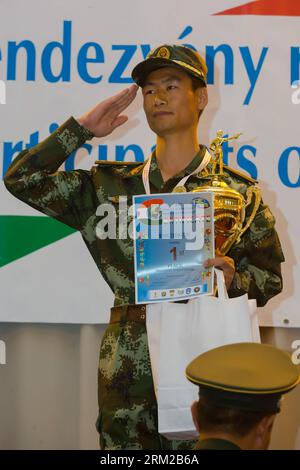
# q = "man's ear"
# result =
<box><xmin>191</xmin><ymin>400</ymin><xmax>200</xmax><ymax>433</ymax></box>
<box><xmin>196</xmin><ymin>87</ymin><xmax>208</xmax><ymax>112</ymax></box>
<box><xmin>254</xmin><ymin>414</ymin><xmax>276</xmax><ymax>449</ymax></box>
<box><xmin>258</xmin><ymin>415</ymin><xmax>276</xmax><ymax>434</ymax></box>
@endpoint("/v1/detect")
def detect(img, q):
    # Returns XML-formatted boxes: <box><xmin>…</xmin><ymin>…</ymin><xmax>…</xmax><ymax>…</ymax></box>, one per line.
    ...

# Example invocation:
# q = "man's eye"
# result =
<box><xmin>145</xmin><ymin>89</ymin><xmax>154</xmax><ymax>95</ymax></box>
<box><xmin>167</xmin><ymin>85</ymin><xmax>177</xmax><ymax>90</ymax></box>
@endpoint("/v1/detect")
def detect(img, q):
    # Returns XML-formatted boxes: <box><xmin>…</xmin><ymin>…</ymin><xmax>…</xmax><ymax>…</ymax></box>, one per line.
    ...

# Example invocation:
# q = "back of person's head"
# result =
<box><xmin>193</xmin><ymin>395</ymin><xmax>276</xmax><ymax>450</ymax></box>
<box><xmin>186</xmin><ymin>343</ymin><xmax>300</xmax><ymax>450</ymax></box>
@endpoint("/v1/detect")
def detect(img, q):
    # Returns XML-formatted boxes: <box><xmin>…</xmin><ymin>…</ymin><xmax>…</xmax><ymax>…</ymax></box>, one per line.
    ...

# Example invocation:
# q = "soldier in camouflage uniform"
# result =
<box><xmin>4</xmin><ymin>44</ymin><xmax>284</xmax><ymax>450</ymax></box>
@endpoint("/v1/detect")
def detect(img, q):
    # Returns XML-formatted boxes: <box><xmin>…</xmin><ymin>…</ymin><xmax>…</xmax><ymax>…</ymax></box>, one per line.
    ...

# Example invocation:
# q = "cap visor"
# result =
<box><xmin>131</xmin><ymin>58</ymin><xmax>186</xmax><ymax>86</ymax></box>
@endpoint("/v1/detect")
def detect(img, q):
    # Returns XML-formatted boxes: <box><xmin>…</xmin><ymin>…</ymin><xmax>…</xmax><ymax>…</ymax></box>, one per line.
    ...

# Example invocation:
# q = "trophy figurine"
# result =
<box><xmin>192</xmin><ymin>130</ymin><xmax>261</xmax><ymax>255</ymax></box>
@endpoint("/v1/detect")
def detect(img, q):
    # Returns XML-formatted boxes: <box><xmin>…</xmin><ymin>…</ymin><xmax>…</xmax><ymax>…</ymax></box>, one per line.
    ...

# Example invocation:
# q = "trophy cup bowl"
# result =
<box><xmin>191</xmin><ymin>179</ymin><xmax>246</xmax><ymax>255</ymax></box>
<box><xmin>190</xmin><ymin>131</ymin><xmax>261</xmax><ymax>256</ymax></box>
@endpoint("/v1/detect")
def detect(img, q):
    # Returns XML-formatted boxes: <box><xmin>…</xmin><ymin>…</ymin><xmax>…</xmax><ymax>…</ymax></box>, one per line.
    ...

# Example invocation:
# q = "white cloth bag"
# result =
<box><xmin>146</xmin><ymin>269</ymin><xmax>261</xmax><ymax>440</ymax></box>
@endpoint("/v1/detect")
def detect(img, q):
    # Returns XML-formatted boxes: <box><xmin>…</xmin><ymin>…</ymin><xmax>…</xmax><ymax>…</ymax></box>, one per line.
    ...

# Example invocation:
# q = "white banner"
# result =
<box><xmin>0</xmin><ymin>0</ymin><xmax>299</xmax><ymax>326</ymax></box>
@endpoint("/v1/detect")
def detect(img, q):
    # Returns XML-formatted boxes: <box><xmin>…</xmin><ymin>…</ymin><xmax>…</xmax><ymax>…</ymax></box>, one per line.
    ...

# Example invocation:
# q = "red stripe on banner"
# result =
<box><xmin>214</xmin><ymin>0</ymin><xmax>300</xmax><ymax>16</ymax></box>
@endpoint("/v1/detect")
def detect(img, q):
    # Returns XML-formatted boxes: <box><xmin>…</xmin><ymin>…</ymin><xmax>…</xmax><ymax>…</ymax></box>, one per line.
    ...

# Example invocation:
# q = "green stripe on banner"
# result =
<box><xmin>0</xmin><ymin>215</ymin><xmax>76</xmax><ymax>267</ymax></box>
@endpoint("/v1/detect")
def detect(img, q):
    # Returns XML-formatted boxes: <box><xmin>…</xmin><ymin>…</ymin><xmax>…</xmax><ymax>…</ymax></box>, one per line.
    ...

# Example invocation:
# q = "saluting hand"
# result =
<box><xmin>77</xmin><ymin>84</ymin><xmax>139</xmax><ymax>138</ymax></box>
<box><xmin>204</xmin><ymin>250</ymin><xmax>236</xmax><ymax>290</ymax></box>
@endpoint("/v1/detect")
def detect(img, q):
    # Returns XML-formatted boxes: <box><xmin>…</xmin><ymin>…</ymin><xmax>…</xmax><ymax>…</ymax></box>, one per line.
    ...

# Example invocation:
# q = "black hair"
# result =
<box><xmin>189</xmin><ymin>75</ymin><xmax>206</xmax><ymax>120</ymax></box>
<box><xmin>197</xmin><ymin>396</ymin><xmax>273</xmax><ymax>438</ymax></box>
<box><xmin>190</xmin><ymin>75</ymin><xmax>206</xmax><ymax>92</ymax></box>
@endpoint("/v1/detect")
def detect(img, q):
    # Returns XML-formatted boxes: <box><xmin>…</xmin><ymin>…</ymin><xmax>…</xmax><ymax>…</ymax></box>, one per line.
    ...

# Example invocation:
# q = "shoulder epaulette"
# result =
<box><xmin>223</xmin><ymin>165</ymin><xmax>258</xmax><ymax>184</ymax></box>
<box><xmin>94</xmin><ymin>160</ymin><xmax>142</xmax><ymax>166</ymax></box>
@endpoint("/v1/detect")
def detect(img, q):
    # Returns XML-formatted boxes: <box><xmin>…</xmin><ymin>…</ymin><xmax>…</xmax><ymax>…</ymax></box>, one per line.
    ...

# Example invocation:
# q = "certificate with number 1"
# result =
<box><xmin>133</xmin><ymin>191</ymin><xmax>215</xmax><ymax>304</ymax></box>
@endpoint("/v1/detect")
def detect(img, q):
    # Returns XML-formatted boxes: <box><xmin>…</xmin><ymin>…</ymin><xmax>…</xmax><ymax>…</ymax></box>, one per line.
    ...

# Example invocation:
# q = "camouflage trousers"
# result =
<box><xmin>96</xmin><ymin>317</ymin><xmax>196</xmax><ymax>450</ymax></box>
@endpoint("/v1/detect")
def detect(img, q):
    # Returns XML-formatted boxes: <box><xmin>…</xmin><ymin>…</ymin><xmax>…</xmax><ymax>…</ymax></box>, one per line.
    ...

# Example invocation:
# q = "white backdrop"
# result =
<box><xmin>0</xmin><ymin>0</ymin><xmax>299</xmax><ymax>326</ymax></box>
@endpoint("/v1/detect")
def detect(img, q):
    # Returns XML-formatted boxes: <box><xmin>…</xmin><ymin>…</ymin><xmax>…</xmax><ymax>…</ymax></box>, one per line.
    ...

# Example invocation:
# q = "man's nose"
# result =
<box><xmin>154</xmin><ymin>91</ymin><xmax>167</xmax><ymax>106</ymax></box>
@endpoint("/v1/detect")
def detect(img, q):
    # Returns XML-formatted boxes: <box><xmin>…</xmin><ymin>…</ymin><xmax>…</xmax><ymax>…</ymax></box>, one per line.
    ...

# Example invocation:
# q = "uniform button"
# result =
<box><xmin>140</xmin><ymin>314</ymin><xmax>145</xmax><ymax>319</ymax></box>
<box><xmin>141</xmin><ymin>306</ymin><xmax>146</xmax><ymax>311</ymax></box>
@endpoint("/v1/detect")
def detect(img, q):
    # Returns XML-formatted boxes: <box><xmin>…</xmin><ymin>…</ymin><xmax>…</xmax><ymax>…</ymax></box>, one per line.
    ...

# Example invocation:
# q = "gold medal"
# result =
<box><xmin>172</xmin><ymin>186</ymin><xmax>187</xmax><ymax>193</ymax></box>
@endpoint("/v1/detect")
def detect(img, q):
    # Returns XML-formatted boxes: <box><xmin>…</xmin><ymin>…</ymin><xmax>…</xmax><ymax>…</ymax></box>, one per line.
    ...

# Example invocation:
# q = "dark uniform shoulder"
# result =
<box><xmin>223</xmin><ymin>164</ymin><xmax>257</xmax><ymax>184</ymax></box>
<box><xmin>195</xmin><ymin>439</ymin><xmax>241</xmax><ymax>451</ymax></box>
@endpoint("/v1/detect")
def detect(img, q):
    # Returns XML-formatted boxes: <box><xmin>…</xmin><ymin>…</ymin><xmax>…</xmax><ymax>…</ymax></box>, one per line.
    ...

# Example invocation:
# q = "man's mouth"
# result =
<box><xmin>153</xmin><ymin>111</ymin><xmax>173</xmax><ymax>118</ymax></box>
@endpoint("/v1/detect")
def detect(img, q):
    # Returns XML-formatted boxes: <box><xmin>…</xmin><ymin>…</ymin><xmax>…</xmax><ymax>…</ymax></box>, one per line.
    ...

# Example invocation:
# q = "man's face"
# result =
<box><xmin>142</xmin><ymin>66</ymin><xmax>207</xmax><ymax>136</ymax></box>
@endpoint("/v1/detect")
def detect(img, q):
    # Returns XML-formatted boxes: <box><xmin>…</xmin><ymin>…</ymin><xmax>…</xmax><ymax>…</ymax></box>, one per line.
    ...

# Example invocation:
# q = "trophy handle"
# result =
<box><xmin>214</xmin><ymin>213</ymin><xmax>241</xmax><ymax>236</ymax></box>
<box><xmin>235</xmin><ymin>186</ymin><xmax>262</xmax><ymax>244</ymax></box>
<box><xmin>215</xmin><ymin>213</ymin><xmax>243</xmax><ymax>255</ymax></box>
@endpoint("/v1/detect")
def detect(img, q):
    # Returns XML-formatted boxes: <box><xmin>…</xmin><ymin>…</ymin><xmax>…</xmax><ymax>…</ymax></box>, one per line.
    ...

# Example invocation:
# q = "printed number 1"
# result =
<box><xmin>170</xmin><ymin>247</ymin><xmax>177</xmax><ymax>261</ymax></box>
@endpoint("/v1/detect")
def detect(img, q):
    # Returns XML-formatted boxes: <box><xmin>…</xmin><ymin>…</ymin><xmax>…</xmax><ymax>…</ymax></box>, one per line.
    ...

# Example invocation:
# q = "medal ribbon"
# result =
<box><xmin>142</xmin><ymin>149</ymin><xmax>211</xmax><ymax>195</ymax></box>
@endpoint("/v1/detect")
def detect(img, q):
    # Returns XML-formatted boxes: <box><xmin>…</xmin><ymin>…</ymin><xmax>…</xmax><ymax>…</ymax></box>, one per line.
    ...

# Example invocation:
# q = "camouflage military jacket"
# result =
<box><xmin>4</xmin><ymin>117</ymin><xmax>284</xmax><ymax>307</ymax></box>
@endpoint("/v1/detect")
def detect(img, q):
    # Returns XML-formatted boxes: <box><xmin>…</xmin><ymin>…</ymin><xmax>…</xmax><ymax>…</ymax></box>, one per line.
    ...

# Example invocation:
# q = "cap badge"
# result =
<box><xmin>156</xmin><ymin>47</ymin><xmax>171</xmax><ymax>59</ymax></box>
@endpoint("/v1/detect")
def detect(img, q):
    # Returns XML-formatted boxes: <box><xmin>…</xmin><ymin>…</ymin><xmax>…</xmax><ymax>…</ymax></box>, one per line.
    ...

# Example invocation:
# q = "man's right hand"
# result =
<box><xmin>77</xmin><ymin>84</ymin><xmax>139</xmax><ymax>138</ymax></box>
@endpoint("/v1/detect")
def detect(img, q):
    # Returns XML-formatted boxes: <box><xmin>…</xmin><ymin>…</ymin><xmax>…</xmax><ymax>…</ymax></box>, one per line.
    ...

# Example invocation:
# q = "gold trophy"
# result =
<box><xmin>191</xmin><ymin>131</ymin><xmax>261</xmax><ymax>255</ymax></box>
